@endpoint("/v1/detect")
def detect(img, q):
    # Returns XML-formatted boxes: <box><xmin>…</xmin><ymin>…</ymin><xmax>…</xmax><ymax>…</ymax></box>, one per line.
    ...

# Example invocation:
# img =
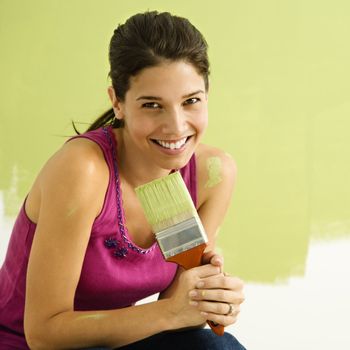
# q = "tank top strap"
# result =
<box><xmin>66</xmin><ymin>126</ymin><xmax>117</xmax><ymax>179</ymax></box>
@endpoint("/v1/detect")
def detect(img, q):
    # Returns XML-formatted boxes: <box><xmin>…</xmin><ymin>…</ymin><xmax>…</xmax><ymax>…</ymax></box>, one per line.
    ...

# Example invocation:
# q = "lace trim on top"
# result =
<box><xmin>102</xmin><ymin>126</ymin><xmax>157</xmax><ymax>258</ymax></box>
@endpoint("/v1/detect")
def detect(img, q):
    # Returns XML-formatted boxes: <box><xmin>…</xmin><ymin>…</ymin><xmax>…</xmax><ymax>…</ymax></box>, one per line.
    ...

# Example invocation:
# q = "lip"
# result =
<box><xmin>155</xmin><ymin>137</ymin><xmax>187</xmax><ymax>143</ymax></box>
<box><xmin>150</xmin><ymin>136</ymin><xmax>192</xmax><ymax>155</ymax></box>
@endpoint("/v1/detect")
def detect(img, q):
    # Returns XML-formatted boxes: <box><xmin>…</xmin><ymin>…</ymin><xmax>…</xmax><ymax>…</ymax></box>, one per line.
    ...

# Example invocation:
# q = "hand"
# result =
<box><xmin>167</xmin><ymin>264</ymin><xmax>222</xmax><ymax>329</ymax></box>
<box><xmin>202</xmin><ymin>251</ymin><xmax>224</xmax><ymax>271</ymax></box>
<box><xmin>191</xmin><ymin>253</ymin><xmax>245</xmax><ymax>327</ymax></box>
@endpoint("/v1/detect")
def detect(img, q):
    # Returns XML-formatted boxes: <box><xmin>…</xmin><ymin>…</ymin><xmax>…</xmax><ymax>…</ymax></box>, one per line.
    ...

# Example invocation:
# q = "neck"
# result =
<box><xmin>112</xmin><ymin>129</ymin><xmax>171</xmax><ymax>188</ymax></box>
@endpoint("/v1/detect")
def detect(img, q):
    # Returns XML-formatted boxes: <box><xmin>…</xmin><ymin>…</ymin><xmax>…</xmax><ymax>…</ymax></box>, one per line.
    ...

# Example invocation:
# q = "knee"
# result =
<box><xmin>190</xmin><ymin>329</ymin><xmax>246</xmax><ymax>350</ymax></box>
<box><xmin>222</xmin><ymin>332</ymin><xmax>246</xmax><ymax>350</ymax></box>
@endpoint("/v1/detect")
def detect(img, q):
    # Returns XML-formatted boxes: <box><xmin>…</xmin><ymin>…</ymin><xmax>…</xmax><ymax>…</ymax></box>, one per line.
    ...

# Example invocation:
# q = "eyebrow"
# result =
<box><xmin>136</xmin><ymin>90</ymin><xmax>205</xmax><ymax>101</ymax></box>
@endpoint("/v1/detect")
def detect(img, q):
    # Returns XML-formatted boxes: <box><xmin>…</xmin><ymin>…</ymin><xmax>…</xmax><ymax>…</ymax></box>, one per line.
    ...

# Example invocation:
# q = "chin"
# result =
<box><xmin>159</xmin><ymin>155</ymin><xmax>193</xmax><ymax>171</ymax></box>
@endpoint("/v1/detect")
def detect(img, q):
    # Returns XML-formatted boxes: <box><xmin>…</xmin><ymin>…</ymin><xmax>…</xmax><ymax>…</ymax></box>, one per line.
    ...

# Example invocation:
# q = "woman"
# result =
<box><xmin>0</xmin><ymin>11</ymin><xmax>245</xmax><ymax>349</ymax></box>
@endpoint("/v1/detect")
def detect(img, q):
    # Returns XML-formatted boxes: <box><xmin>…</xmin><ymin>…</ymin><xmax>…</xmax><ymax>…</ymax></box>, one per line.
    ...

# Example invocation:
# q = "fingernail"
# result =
<box><xmin>196</xmin><ymin>281</ymin><xmax>204</xmax><ymax>288</ymax></box>
<box><xmin>189</xmin><ymin>290</ymin><xmax>197</xmax><ymax>297</ymax></box>
<box><xmin>214</xmin><ymin>256</ymin><xmax>223</xmax><ymax>264</ymax></box>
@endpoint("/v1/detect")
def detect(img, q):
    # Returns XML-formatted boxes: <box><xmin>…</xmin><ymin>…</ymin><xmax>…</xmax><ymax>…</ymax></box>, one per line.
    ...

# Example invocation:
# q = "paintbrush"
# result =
<box><xmin>135</xmin><ymin>171</ymin><xmax>225</xmax><ymax>336</ymax></box>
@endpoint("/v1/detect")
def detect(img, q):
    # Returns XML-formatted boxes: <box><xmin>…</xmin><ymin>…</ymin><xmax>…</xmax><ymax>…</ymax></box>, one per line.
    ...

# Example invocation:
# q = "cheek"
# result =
<box><xmin>128</xmin><ymin>117</ymin><xmax>155</xmax><ymax>139</ymax></box>
<box><xmin>196</xmin><ymin>110</ymin><xmax>208</xmax><ymax>132</ymax></box>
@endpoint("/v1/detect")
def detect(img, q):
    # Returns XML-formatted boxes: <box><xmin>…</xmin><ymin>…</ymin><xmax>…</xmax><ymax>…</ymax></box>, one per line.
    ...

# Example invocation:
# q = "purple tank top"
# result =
<box><xmin>0</xmin><ymin>126</ymin><xmax>197</xmax><ymax>349</ymax></box>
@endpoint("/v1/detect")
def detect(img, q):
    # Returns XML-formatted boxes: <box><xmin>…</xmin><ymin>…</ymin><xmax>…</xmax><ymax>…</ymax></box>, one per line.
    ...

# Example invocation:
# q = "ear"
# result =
<box><xmin>107</xmin><ymin>86</ymin><xmax>124</xmax><ymax>119</ymax></box>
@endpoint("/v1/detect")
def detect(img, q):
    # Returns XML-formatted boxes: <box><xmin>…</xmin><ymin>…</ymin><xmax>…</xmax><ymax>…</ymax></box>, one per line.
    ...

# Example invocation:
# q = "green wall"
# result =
<box><xmin>1</xmin><ymin>0</ymin><xmax>350</xmax><ymax>283</ymax></box>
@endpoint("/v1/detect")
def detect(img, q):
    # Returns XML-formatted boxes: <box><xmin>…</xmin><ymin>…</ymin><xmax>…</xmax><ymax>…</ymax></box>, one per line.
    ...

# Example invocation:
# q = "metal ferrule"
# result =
<box><xmin>155</xmin><ymin>216</ymin><xmax>208</xmax><ymax>259</ymax></box>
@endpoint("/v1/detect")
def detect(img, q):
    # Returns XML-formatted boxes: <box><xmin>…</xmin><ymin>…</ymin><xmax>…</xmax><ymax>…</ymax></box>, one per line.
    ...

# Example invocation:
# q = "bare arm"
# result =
<box><xmin>196</xmin><ymin>148</ymin><xmax>237</xmax><ymax>250</ymax></box>
<box><xmin>159</xmin><ymin>147</ymin><xmax>244</xmax><ymax>327</ymax></box>
<box><xmin>24</xmin><ymin>140</ymin><xmax>218</xmax><ymax>349</ymax></box>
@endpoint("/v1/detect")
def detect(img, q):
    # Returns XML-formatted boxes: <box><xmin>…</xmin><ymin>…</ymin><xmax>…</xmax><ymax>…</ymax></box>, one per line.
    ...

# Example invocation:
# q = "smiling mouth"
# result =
<box><xmin>150</xmin><ymin>136</ymin><xmax>192</xmax><ymax>150</ymax></box>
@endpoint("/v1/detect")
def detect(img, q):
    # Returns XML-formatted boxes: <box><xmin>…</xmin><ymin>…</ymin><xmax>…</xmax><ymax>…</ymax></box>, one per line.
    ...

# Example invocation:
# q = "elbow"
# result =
<box><xmin>24</xmin><ymin>318</ymin><xmax>53</xmax><ymax>350</ymax></box>
<box><xmin>25</xmin><ymin>327</ymin><xmax>48</xmax><ymax>350</ymax></box>
<box><xmin>25</xmin><ymin>334</ymin><xmax>47</xmax><ymax>350</ymax></box>
<box><xmin>24</xmin><ymin>306</ymin><xmax>71</xmax><ymax>349</ymax></box>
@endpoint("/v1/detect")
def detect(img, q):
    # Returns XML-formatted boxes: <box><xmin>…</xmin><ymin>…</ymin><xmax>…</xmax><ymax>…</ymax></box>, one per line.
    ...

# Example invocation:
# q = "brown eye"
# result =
<box><xmin>184</xmin><ymin>98</ymin><xmax>200</xmax><ymax>105</ymax></box>
<box><xmin>142</xmin><ymin>102</ymin><xmax>161</xmax><ymax>109</ymax></box>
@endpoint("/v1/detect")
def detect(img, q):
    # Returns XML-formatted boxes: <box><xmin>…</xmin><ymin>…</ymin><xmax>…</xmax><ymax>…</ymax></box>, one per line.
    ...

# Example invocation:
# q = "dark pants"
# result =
<box><xmin>85</xmin><ymin>329</ymin><xmax>246</xmax><ymax>350</ymax></box>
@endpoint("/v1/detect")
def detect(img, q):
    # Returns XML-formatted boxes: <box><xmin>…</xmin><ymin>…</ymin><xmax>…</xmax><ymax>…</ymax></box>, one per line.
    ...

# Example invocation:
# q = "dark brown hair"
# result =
<box><xmin>78</xmin><ymin>11</ymin><xmax>210</xmax><ymax>133</ymax></box>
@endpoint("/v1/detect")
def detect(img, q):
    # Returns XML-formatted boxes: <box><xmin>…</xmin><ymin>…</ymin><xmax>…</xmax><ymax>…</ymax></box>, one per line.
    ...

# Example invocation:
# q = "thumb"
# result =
<box><xmin>210</xmin><ymin>254</ymin><xmax>224</xmax><ymax>270</ymax></box>
<box><xmin>202</xmin><ymin>251</ymin><xmax>224</xmax><ymax>270</ymax></box>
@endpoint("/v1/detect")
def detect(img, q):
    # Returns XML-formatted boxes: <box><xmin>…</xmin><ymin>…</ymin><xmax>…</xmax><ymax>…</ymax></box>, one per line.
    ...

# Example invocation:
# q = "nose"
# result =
<box><xmin>161</xmin><ymin>108</ymin><xmax>186</xmax><ymax>136</ymax></box>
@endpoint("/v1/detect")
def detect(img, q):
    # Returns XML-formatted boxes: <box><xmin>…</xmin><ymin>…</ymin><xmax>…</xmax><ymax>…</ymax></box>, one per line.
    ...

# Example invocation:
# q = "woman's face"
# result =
<box><xmin>110</xmin><ymin>60</ymin><xmax>208</xmax><ymax>171</ymax></box>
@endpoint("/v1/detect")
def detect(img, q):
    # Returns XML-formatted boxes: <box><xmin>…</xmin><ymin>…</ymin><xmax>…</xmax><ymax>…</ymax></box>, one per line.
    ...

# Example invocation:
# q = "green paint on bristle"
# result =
<box><xmin>135</xmin><ymin>172</ymin><xmax>198</xmax><ymax>232</ymax></box>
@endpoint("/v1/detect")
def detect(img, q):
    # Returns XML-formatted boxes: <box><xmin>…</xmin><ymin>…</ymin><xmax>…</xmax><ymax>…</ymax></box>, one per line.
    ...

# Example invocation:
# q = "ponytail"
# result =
<box><xmin>73</xmin><ymin>108</ymin><xmax>124</xmax><ymax>135</ymax></box>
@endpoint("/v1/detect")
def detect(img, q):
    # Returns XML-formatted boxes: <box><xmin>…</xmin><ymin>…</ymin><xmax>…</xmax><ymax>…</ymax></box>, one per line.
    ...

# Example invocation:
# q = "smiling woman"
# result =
<box><xmin>0</xmin><ymin>11</ymin><xmax>245</xmax><ymax>350</ymax></box>
<box><xmin>107</xmin><ymin>61</ymin><xmax>208</xmax><ymax>175</ymax></box>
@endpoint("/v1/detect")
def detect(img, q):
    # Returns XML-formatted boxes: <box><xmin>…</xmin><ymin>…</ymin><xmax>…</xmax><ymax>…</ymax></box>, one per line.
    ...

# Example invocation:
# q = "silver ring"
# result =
<box><xmin>226</xmin><ymin>303</ymin><xmax>234</xmax><ymax>316</ymax></box>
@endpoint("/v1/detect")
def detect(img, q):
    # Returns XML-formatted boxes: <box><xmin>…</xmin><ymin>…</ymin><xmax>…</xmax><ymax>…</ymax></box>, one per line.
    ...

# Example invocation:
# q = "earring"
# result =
<box><xmin>111</xmin><ymin>114</ymin><xmax>124</xmax><ymax>128</ymax></box>
<box><xmin>111</xmin><ymin>114</ymin><xmax>117</xmax><ymax>127</ymax></box>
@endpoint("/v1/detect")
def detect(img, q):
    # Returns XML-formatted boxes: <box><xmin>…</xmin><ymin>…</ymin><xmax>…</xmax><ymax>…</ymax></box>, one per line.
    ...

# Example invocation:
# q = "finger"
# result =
<box><xmin>188</xmin><ymin>264</ymin><xmax>221</xmax><ymax>279</ymax></box>
<box><xmin>191</xmin><ymin>300</ymin><xmax>240</xmax><ymax>317</ymax></box>
<box><xmin>190</xmin><ymin>288</ymin><xmax>245</xmax><ymax>306</ymax></box>
<box><xmin>196</xmin><ymin>275</ymin><xmax>244</xmax><ymax>291</ymax></box>
<box><xmin>201</xmin><ymin>251</ymin><xmax>216</xmax><ymax>264</ymax></box>
<box><xmin>200</xmin><ymin>312</ymin><xmax>238</xmax><ymax>327</ymax></box>
<box><xmin>201</xmin><ymin>251</ymin><xmax>224</xmax><ymax>268</ymax></box>
<box><xmin>210</xmin><ymin>254</ymin><xmax>224</xmax><ymax>268</ymax></box>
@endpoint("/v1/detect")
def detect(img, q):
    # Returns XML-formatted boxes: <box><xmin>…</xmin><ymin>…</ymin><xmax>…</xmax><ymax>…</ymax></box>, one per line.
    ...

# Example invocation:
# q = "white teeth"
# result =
<box><xmin>156</xmin><ymin>137</ymin><xmax>187</xmax><ymax>150</ymax></box>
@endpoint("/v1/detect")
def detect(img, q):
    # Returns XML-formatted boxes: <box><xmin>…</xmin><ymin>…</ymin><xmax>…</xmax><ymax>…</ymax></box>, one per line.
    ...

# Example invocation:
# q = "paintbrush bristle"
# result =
<box><xmin>135</xmin><ymin>172</ymin><xmax>198</xmax><ymax>233</ymax></box>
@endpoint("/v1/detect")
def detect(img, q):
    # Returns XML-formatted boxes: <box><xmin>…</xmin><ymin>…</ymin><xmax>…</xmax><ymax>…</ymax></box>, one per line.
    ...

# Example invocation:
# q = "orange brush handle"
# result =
<box><xmin>167</xmin><ymin>243</ymin><xmax>225</xmax><ymax>336</ymax></box>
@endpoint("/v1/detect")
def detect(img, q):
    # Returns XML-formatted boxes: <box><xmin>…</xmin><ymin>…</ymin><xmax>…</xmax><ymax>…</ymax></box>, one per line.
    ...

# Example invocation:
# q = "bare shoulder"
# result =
<box><xmin>40</xmin><ymin>136</ymin><xmax>108</xmax><ymax>191</ymax></box>
<box><xmin>195</xmin><ymin>143</ymin><xmax>237</xmax><ymax>208</ymax></box>
<box><xmin>26</xmin><ymin>136</ymin><xmax>109</xmax><ymax>222</ymax></box>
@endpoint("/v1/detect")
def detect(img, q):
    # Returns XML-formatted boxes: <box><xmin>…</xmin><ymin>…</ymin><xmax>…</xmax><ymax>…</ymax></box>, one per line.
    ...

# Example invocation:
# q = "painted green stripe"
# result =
<box><xmin>135</xmin><ymin>172</ymin><xmax>197</xmax><ymax>230</ymax></box>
